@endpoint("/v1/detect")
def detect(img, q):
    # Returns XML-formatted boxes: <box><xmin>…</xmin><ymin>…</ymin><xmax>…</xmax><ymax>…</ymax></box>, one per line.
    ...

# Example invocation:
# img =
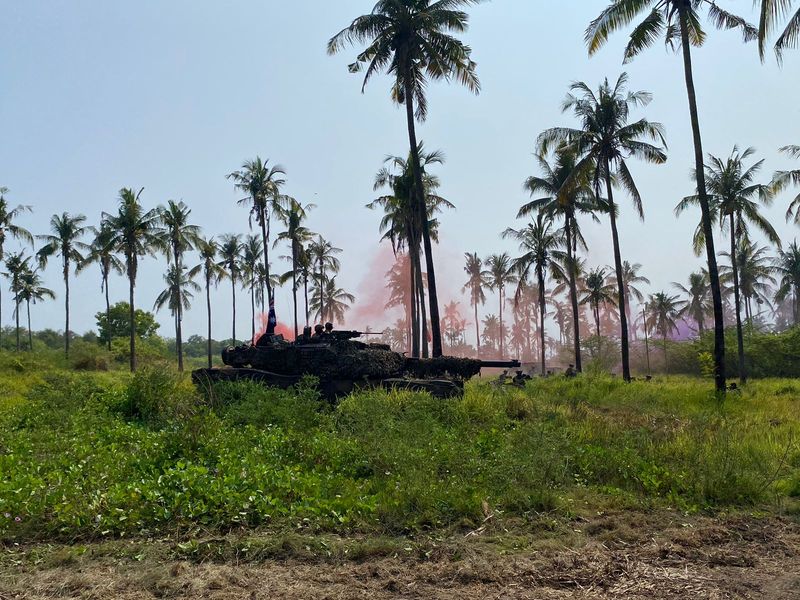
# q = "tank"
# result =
<box><xmin>191</xmin><ymin>329</ymin><xmax>521</xmax><ymax>400</ymax></box>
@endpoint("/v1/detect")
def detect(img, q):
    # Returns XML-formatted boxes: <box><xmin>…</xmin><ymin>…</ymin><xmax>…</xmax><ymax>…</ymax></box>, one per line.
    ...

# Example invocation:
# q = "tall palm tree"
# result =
<box><xmin>227</xmin><ymin>157</ymin><xmax>287</xmax><ymax>306</ymax></box>
<box><xmin>217</xmin><ymin>234</ymin><xmax>243</xmax><ymax>344</ymax></box>
<box><xmin>275</xmin><ymin>198</ymin><xmax>315</xmax><ymax>339</ymax></box>
<box><xmin>774</xmin><ymin>240</ymin><xmax>800</xmax><ymax>325</ymax></box>
<box><xmin>307</xmin><ymin>235</ymin><xmax>343</xmax><ymax>325</ymax></box>
<box><xmin>16</xmin><ymin>268</ymin><xmax>55</xmax><ymax>351</ymax></box>
<box><xmin>36</xmin><ymin>212</ymin><xmax>89</xmax><ymax>358</ymax></box>
<box><xmin>586</xmin><ymin>1</ymin><xmax>757</xmax><ymax>393</ymax></box>
<box><xmin>645</xmin><ymin>291</ymin><xmax>686</xmax><ymax>373</ymax></box>
<box><xmin>673</xmin><ymin>270</ymin><xmax>710</xmax><ymax>334</ymax></box>
<box><xmin>329</xmin><ymin>0</ymin><xmax>483</xmax><ymax>358</ymax></box>
<box><xmin>618</xmin><ymin>261</ymin><xmax>650</xmax><ymax>337</ymax></box>
<box><xmin>484</xmin><ymin>253</ymin><xmax>516</xmax><ymax>358</ymax></box>
<box><xmin>188</xmin><ymin>237</ymin><xmax>227</xmax><ymax>368</ymax></box>
<box><xmin>462</xmin><ymin>252</ymin><xmax>487</xmax><ymax>358</ymax></box>
<box><xmin>154</xmin><ymin>265</ymin><xmax>200</xmax><ymax>359</ymax></box>
<box><xmin>504</xmin><ymin>215</ymin><xmax>565</xmax><ymax>375</ymax></box>
<box><xmin>774</xmin><ymin>145</ymin><xmax>800</xmax><ymax>222</ymax></box>
<box><xmin>155</xmin><ymin>200</ymin><xmax>201</xmax><ymax>370</ymax></box>
<box><xmin>0</xmin><ymin>188</ymin><xmax>33</xmax><ymax>348</ymax></box>
<box><xmin>580</xmin><ymin>267</ymin><xmax>616</xmax><ymax>340</ymax></box>
<box><xmin>80</xmin><ymin>221</ymin><xmax>124</xmax><ymax>350</ymax></box>
<box><xmin>539</xmin><ymin>73</ymin><xmax>667</xmax><ymax>381</ymax></box>
<box><xmin>521</xmin><ymin>147</ymin><xmax>596</xmax><ymax>372</ymax></box>
<box><xmin>241</xmin><ymin>235</ymin><xmax>264</xmax><ymax>342</ymax></box>
<box><xmin>104</xmin><ymin>188</ymin><xmax>160</xmax><ymax>371</ymax></box>
<box><xmin>2</xmin><ymin>252</ymin><xmax>32</xmax><ymax>351</ymax></box>
<box><xmin>756</xmin><ymin>0</ymin><xmax>800</xmax><ymax>59</ymax></box>
<box><xmin>311</xmin><ymin>277</ymin><xmax>355</xmax><ymax>325</ymax></box>
<box><xmin>678</xmin><ymin>146</ymin><xmax>779</xmax><ymax>382</ymax></box>
<box><xmin>369</xmin><ymin>145</ymin><xmax>453</xmax><ymax>357</ymax></box>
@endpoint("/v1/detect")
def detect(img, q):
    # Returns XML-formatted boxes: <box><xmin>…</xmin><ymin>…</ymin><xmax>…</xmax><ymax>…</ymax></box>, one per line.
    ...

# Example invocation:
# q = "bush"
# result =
<box><xmin>69</xmin><ymin>340</ymin><xmax>110</xmax><ymax>371</ymax></box>
<box><xmin>113</xmin><ymin>366</ymin><xmax>197</xmax><ymax>424</ymax></box>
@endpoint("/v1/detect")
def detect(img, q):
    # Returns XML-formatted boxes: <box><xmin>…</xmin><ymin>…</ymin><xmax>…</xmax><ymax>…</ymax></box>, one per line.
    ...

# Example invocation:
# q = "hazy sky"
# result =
<box><xmin>1</xmin><ymin>1</ymin><xmax>798</xmax><ymax>340</ymax></box>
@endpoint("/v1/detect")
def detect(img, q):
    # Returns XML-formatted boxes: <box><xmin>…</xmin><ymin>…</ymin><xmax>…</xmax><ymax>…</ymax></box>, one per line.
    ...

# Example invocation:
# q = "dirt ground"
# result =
<box><xmin>1</xmin><ymin>512</ymin><xmax>798</xmax><ymax>599</ymax></box>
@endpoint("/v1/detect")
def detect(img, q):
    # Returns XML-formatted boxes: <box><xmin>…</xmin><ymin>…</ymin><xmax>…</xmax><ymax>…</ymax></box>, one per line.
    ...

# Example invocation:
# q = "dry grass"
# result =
<box><xmin>2</xmin><ymin>512</ymin><xmax>798</xmax><ymax>599</ymax></box>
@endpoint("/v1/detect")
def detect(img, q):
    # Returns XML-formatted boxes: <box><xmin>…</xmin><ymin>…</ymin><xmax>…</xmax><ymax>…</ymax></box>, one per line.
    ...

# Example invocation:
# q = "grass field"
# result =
<box><xmin>1</xmin><ymin>353</ymin><xmax>798</xmax><ymax>543</ymax></box>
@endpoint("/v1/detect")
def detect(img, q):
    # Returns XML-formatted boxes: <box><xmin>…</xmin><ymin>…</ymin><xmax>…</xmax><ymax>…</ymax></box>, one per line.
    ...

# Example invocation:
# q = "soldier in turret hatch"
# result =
<box><xmin>325</xmin><ymin>322</ymin><xmax>334</xmax><ymax>334</ymax></box>
<box><xmin>312</xmin><ymin>324</ymin><xmax>324</xmax><ymax>340</ymax></box>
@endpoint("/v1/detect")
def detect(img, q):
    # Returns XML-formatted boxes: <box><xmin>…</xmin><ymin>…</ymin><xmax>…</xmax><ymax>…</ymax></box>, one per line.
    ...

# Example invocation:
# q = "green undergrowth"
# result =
<box><xmin>0</xmin><ymin>366</ymin><xmax>798</xmax><ymax>542</ymax></box>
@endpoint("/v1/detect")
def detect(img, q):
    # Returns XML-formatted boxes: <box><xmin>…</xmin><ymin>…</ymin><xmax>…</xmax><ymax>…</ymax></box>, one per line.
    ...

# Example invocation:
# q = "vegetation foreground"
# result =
<box><xmin>1</xmin><ymin>360</ymin><xmax>798</xmax><ymax>545</ymax></box>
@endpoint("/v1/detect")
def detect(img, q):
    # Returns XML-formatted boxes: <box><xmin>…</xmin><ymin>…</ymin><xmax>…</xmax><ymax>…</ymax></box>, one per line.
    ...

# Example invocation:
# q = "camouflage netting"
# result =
<box><xmin>225</xmin><ymin>340</ymin><xmax>406</xmax><ymax>379</ymax></box>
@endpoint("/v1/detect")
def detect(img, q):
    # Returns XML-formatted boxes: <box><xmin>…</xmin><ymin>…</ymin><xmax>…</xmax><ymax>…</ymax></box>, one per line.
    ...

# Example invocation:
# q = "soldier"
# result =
<box><xmin>565</xmin><ymin>364</ymin><xmax>576</xmax><ymax>377</ymax></box>
<box><xmin>312</xmin><ymin>324</ymin><xmax>324</xmax><ymax>339</ymax></box>
<box><xmin>324</xmin><ymin>322</ymin><xmax>334</xmax><ymax>334</ymax></box>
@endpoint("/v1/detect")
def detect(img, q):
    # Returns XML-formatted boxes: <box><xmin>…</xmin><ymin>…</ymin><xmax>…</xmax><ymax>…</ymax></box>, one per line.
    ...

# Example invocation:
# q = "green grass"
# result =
<box><xmin>0</xmin><ymin>357</ymin><xmax>798</xmax><ymax>542</ymax></box>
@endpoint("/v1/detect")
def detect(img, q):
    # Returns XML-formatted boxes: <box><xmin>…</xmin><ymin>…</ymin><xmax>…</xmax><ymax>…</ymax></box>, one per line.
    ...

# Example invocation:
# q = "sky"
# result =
<box><xmin>1</xmin><ymin>0</ymin><xmax>798</xmax><ymax>341</ymax></box>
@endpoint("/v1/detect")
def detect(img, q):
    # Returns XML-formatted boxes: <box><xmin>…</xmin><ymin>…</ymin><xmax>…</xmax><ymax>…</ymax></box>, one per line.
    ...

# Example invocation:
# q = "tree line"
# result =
<box><xmin>0</xmin><ymin>171</ymin><xmax>352</xmax><ymax>371</ymax></box>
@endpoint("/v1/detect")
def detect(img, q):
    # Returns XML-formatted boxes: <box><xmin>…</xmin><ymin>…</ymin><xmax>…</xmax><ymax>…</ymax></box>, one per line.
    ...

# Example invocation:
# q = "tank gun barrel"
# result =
<box><xmin>479</xmin><ymin>359</ymin><xmax>522</xmax><ymax>369</ymax></box>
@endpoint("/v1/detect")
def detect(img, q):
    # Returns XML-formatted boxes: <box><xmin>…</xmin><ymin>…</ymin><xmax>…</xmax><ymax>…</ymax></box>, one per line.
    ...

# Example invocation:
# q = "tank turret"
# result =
<box><xmin>193</xmin><ymin>329</ymin><xmax>521</xmax><ymax>399</ymax></box>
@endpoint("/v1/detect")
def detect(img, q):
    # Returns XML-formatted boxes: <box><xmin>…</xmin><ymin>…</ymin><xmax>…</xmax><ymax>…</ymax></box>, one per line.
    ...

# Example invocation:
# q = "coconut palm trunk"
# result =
<box><xmin>403</xmin><ymin>78</ymin><xmax>443</xmax><ymax>357</ymax></box>
<box><xmin>642</xmin><ymin>306</ymin><xmax>651</xmax><ymax>375</ymax></box>
<box><xmin>103</xmin><ymin>269</ymin><xmax>111</xmax><ymax>351</ymax></box>
<box><xmin>604</xmin><ymin>172</ymin><xmax>631</xmax><ymax>381</ymax></box>
<box><xmin>304</xmin><ymin>274</ymin><xmax>309</xmax><ymax>327</ymax></box>
<box><xmin>498</xmin><ymin>286</ymin><xmax>504</xmax><ymax>357</ymax></box>
<box><xmin>474</xmin><ymin>301</ymin><xmax>480</xmax><ymax>357</ymax></box>
<box><xmin>564</xmin><ymin>217</ymin><xmax>582</xmax><ymax>372</ymax></box>
<box><xmin>25</xmin><ymin>298</ymin><xmax>33</xmax><ymax>350</ymax></box>
<box><xmin>206</xmin><ymin>272</ymin><xmax>213</xmax><ymax>369</ymax></box>
<box><xmin>407</xmin><ymin>243</ymin><xmax>421</xmax><ymax>358</ymax></box>
<box><xmin>292</xmin><ymin>242</ymin><xmax>299</xmax><ymax>339</ymax></box>
<box><xmin>537</xmin><ymin>266</ymin><xmax>547</xmax><ymax>376</ymax></box>
<box><xmin>260</xmin><ymin>216</ymin><xmax>272</xmax><ymax>305</ymax></box>
<box><xmin>729</xmin><ymin>214</ymin><xmax>746</xmax><ymax>382</ymax></box>
<box><xmin>662</xmin><ymin>331</ymin><xmax>668</xmax><ymax>373</ymax></box>
<box><xmin>128</xmin><ymin>266</ymin><xmax>136</xmax><ymax>371</ymax></box>
<box><xmin>230</xmin><ymin>274</ymin><xmax>237</xmax><ymax>344</ymax></box>
<box><xmin>250</xmin><ymin>283</ymin><xmax>256</xmax><ymax>342</ymax></box>
<box><xmin>414</xmin><ymin>250</ymin><xmax>429</xmax><ymax>358</ymax></box>
<box><xmin>678</xmin><ymin>5</ymin><xmax>726</xmax><ymax>392</ymax></box>
<box><xmin>63</xmin><ymin>256</ymin><xmax>71</xmax><ymax>358</ymax></box>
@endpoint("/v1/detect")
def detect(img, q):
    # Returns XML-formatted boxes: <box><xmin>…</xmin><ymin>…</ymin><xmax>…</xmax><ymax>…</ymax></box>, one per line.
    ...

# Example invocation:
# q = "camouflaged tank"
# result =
<box><xmin>192</xmin><ymin>329</ymin><xmax>520</xmax><ymax>399</ymax></box>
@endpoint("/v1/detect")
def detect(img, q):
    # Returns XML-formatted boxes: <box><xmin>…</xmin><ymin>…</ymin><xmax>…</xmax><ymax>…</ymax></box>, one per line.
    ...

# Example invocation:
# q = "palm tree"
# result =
<box><xmin>227</xmin><ymin>158</ymin><xmax>287</xmax><ymax>307</ymax></box>
<box><xmin>673</xmin><ymin>271</ymin><xmax>710</xmax><ymax>334</ymax></box>
<box><xmin>369</xmin><ymin>145</ymin><xmax>453</xmax><ymax>357</ymax></box>
<box><xmin>539</xmin><ymin>74</ymin><xmax>666</xmax><ymax>381</ymax></box>
<box><xmin>188</xmin><ymin>237</ymin><xmax>227</xmax><ymax>368</ymax></box>
<box><xmin>155</xmin><ymin>200</ymin><xmax>201</xmax><ymax>371</ymax></box>
<box><xmin>774</xmin><ymin>241</ymin><xmax>800</xmax><ymax>325</ymax></box>
<box><xmin>154</xmin><ymin>265</ymin><xmax>201</xmax><ymax>360</ymax></box>
<box><xmin>36</xmin><ymin>212</ymin><xmax>89</xmax><ymax>358</ymax></box>
<box><xmin>504</xmin><ymin>215</ymin><xmax>564</xmax><ymax>375</ymax></box>
<box><xmin>217</xmin><ymin>234</ymin><xmax>243</xmax><ymax>344</ymax></box>
<box><xmin>462</xmin><ymin>252</ymin><xmax>487</xmax><ymax>357</ymax></box>
<box><xmin>16</xmin><ymin>268</ymin><xmax>55</xmax><ymax>351</ymax></box>
<box><xmin>521</xmin><ymin>147</ymin><xmax>597</xmax><ymax>373</ymax></box>
<box><xmin>645</xmin><ymin>291</ymin><xmax>685</xmax><ymax>372</ymax></box>
<box><xmin>3</xmin><ymin>252</ymin><xmax>32</xmax><ymax>351</ymax></box>
<box><xmin>723</xmin><ymin>242</ymin><xmax>777</xmax><ymax>327</ymax></box>
<box><xmin>678</xmin><ymin>146</ymin><xmax>779</xmax><ymax>382</ymax></box>
<box><xmin>104</xmin><ymin>188</ymin><xmax>160</xmax><ymax>371</ymax></box>
<box><xmin>241</xmin><ymin>235</ymin><xmax>264</xmax><ymax>342</ymax></box>
<box><xmin>308</xmin><ymin>235</ymin><xmax>343</xmax><ymax>326</ymax></box>
<box><xmin>480</xmin><ymin>314</ymin><xmax>503</xmax><ymax>355</ymax></box>
<box><xmin>329</xmin><ymin>0</ymin><xmax>483</xmax><ymax>358</ymax></box>
<box><xmin>774</xmin><ymin>145</ymin><xmax>800</xmax><ymax>222</ymax></box>
<box><xmin>0</xmin><ymin>188</ymin><xmax>33</xmax><ymax>348</ymax></box>
<box><xmin>618</xmin><ymin>261</ymin><xmax>650</xmax><ymax>337</ymax></box>
<box><xmin>586</xmin><ymin>1</ymin><xmax>757</xmax><ymax>392</ymax></box>
<box><xmin>311</xmin><ymin>277</ymin><xmax>355</xmax><ymax>325</ymax></box>
<box><xmin>275</xmin><ymin>198</ymin><xmax>315</xmax><ymax>339</ymax></box>
<box><xmin>756</xmin><ymin>0</ymin><xmax>800</xmax><ymax>59</ymax></box>
<box><xmin>484</xmin><ymin>253</ymin><xmax>516</xmax><ymax>358</ymax></box>
<box><xmin>80</xmin><ymin>221</ymin><xmax>124</xmax><ymax>350</ymax></box>
<box><xmin>580</xmin><ymin>267</ymin><xmax>616</xmax><ymax>340</ymax></box>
